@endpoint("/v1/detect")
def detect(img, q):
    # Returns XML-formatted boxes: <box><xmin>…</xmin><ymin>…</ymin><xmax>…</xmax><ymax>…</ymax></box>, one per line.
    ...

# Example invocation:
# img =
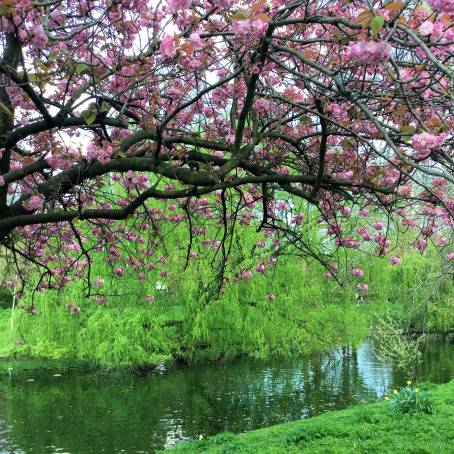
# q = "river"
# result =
<box><xmin>0</xmin><ymin>336</ymin><xmax>453</xmax><ymax>453</ymax></box>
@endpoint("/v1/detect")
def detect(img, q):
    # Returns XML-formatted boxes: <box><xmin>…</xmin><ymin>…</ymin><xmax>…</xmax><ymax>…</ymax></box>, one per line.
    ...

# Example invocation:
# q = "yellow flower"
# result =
<box><xmin>392</xmin><ymin>389</ymin><xmax>398</xmax><ymax>395</ymax></box>
<box><xmin>406</xmin><ymin>380</ymin><xmax>412</xmax><ymax>385</ymax></box>
<box><xmin>384</xmin><ymin>396</ymin><xmax>389</xmax><ymax>400</ymax></box>
<box><xmin>415</xmin><ymin>388</ymin><xmax>419</xmax><ymax>393</ymax></box>
<box><xmin>198</xmin><ymin>435</ymin><xmax>204</xmax><ymax>440</ymax></box>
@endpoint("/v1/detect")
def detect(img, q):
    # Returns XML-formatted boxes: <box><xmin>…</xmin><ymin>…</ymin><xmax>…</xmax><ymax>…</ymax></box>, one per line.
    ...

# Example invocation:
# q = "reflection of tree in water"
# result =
<box><xmin>297</xmin><ymin>347</ymin><xmax>372</xmax><ymax>417</ymax></box>
<box><xmin>0</xmin><ymin>393</ymin><xmax>11</xmax><ymax>453</ymax></box>
<box><xmin>0</xmin><ymin>354</ymin><xmax>372</xmax><ymax>453</ymax></box>
<box><xmin>0</xmin><ymin>337</ymin><xmax>452</xmax><ymax>454</ymax></box>
<box><xmin>178</xmin><ymin>348</ymin><xmax>376</xmax><ymax>431</ymax></box>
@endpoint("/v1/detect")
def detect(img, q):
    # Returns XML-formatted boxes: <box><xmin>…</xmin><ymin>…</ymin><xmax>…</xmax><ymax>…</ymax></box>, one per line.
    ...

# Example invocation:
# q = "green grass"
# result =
<box><xmin>165</xmin><ymin>381</ymin><xmax>454</xmax><ymax>454</ymax></box>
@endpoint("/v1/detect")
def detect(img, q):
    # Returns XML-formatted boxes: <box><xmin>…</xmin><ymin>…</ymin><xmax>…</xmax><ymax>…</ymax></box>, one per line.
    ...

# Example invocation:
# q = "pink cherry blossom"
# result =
<box><xmin>92</xmin><ymin>296</ymin><xmax>108</xmax><ymax>305</ymax></box>
<box><xmin>428</xmin><ymin>0</ymin><xmax>454</xmax><ymax>13</ymax></box>
<box><xmin>94</xmin><ymin>279</ymin><xmax>104</xmax><ymax>288</ymax></box>
<box><xmin>160</xmin><ymin>35</ymin><xmax>177</xmax><ymax>59</ymax></box>
<box><xmin>436</xmin><ymin>236</ymin><xmax>449</xmax><ymax>246</ymax></box>
<box><xmin>232</xmin><ymin>19</ymin><xmax>268</xmax><ymax>39</ymax></box>
<box><xmin>412</xmin><ymin>132</ymin><xmax>446</xmax><ymax>158</ymax></box>
<box><xmin>352</xmin><ymin>268</ymin><xmax>364</xmax><ymax>278</ymax></box>
<box><xmin>27</xmin><ymin>195</ymin><xmax>44</xmax><ymax>211</ymax></box>
<box><xmin>167</xmin><ymin>0</ymin><xmax>191</xmax><ymax>13</ymax></box>
<box><xmin>292</xmin><ymin>213</ymin><xmax>304</xmax><ymax>225</ymax></box>
<box><xmin>341</xmin><ymin>206</ymin><xmax>352</xmax><ymax>217</ymax></box>
<box><xmin>419</xmin><ymin>21</ymin><xmax>434</xmax><ymax>36</ymax></box>
<box><xmin>373</xmin><ymin>221</ymin><xmax>384</xmax><ymax>231</ymax></box>
<box><xmin>349</xmin><ymin>40</ymin><xmax>391</xmax><ymax>65</ymax></box>
<box><xmin>356</xmin><ymin>283</ymin><xmax>368</xmax><ymax>293</ymax></box>
<box><xmin>390</xmin><ymin>256</ymin><xmax>402</xmax><ymax>265</ymax></box>
<box><xmin>241</xmin><ymin>269</ymin><xmax>252</xmax><ymax>280</ymax></box>
<box><xmin>256</xmin><ymin>262</ymin><xmax>266</xmax><ymax>273</ymax></box>
<box><xmin>31</xmin><ymin>26</ymin><xmax>48</xmax><ymax>50</ymax></box>
<box><xmin>0</xmin><ymin>0</ymin><xmax>452</xmax><ymax>303</ymax></box>
<box><xmin>416</xmin><ymin>239</ymin><xmax>427</xmax><ymax>252</ymax></box>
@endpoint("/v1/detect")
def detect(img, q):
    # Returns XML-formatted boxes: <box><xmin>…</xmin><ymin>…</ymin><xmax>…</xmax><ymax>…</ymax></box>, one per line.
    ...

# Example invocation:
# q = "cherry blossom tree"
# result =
<box><xmin>0</xmin><ymin>0</ymin><xmax>453</xmax><ymax>295</ymax></box>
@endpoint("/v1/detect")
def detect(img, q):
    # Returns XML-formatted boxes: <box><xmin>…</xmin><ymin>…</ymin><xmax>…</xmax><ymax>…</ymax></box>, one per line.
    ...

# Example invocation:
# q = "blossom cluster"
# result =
<box><xmin>428</xmin><ymin>0</ymin><xmax>454</xmax><ymax>13</ymax></box>
<box><xmin>411</xmin><ymin>132</ymin><xmax>446</xmax><ymax>159</ymax></box>
<box><xmin>349</xmin><ymin>40</ymin><xmax>391</xmax><ymax>65</ymax></box>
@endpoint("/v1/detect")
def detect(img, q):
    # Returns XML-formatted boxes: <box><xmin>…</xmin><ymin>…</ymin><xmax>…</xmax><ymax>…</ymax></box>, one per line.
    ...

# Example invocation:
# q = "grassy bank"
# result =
<box><xmin>166</xmin><ymin>381</ymin><xmax>454</xmax><ymax>454</ymax></box>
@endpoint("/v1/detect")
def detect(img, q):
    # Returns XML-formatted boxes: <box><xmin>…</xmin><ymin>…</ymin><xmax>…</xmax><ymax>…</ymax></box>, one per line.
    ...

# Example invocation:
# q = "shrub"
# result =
<box><xmin>387</xmin><ymin>384</ymin><xmax>434</xmax><ymax>415</ymax></box>
<box><xmin>371</xmin><ymin>316</ymin><xmax>424</xmax><ymax>375</ymax></box>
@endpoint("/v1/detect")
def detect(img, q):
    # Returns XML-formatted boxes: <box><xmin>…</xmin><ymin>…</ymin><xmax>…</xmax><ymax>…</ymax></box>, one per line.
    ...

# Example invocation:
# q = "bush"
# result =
<box><xmin>371</xmin><ymin>315</ymin><xmax>424</xmax><ymax>375</ymax></box>
<box><xmin>387</xmin><ymin>384</ymin><xmax>434</xmax><ymax>415</ymax></box>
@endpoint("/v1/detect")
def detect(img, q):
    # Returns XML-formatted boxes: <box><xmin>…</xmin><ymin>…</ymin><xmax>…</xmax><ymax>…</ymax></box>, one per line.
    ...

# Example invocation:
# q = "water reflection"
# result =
<box><xmin>0</xmin><ymin>337</ymin><xmax>453</xmax><ymax>454</ymax></box>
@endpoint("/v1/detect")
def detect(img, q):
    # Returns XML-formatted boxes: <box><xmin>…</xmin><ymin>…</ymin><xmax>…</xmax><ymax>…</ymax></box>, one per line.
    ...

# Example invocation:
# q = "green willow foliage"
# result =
<box><xmin>4</xmin><ymin>206</ymin><xmax>453</xmax><ymax>367</ymax></box>
<box><xmin>8</xmin><ymin>259</ymin><xmax>366</xmax><ymax>367</ymax></box>
<box><xmin>354</xmin><ymin>250</ymin><xmax>454</xmax><ymax>332</ymax></box>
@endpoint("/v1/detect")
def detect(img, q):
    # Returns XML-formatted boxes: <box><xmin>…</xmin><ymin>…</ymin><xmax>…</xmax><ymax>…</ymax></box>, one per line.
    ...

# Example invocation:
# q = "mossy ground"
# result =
<box><xmin>166</xmin><ymin>381</ymin><xmax>454</xmax><ymax>454</ymax></box>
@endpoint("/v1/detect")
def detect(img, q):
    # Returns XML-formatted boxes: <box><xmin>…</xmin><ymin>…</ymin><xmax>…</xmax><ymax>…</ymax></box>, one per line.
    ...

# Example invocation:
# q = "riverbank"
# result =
<box><xmin>166</xmin><ymin>380</ymin><xmax>454</xmax><ymax>453</ymax></box>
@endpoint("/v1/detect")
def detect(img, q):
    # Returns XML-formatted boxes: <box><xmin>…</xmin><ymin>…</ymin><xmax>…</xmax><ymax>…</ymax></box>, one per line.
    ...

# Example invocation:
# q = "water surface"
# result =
<box><xmin>0</xmin><ymin>336</ymin><xmax>453</xmax><ymax>453</ymax></box>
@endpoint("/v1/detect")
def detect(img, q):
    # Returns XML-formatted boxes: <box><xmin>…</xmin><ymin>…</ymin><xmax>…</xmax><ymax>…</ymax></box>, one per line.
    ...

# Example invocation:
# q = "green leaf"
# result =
<box><xmin>370</xmin><ymin>15</ymin><xmax>385</xmax><ymax>38</ymax></box>
<box><xmin>400</xmin><ymin>125</ymin><xmax>416</xmax><ymax>142</ymax></box>
<box><xmin>75</xmin><ymin>63</ymin><xmax>90</xmax><ymax>75</ymax></box>
<box><xmin>27</xmin><ymin>73</ymin><xmax>38</xmax><ymax>82</ymax></box>
<box><xmin>81</xmin><ymin>109</ymin><xmax>97</xmax><ymax>125</ymax></box>
<box><xmin>85</xmin><ymin>110</ymin><xmax>97</xmax><ymax>125</ymax></box>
